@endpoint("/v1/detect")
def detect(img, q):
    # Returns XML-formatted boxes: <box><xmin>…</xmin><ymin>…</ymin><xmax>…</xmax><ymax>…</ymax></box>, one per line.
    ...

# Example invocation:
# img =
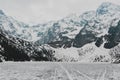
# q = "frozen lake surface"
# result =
<box><xmin>0</xmin><ymin>62</ymin><xmax>120</xmax><ymax>80</ymax></box>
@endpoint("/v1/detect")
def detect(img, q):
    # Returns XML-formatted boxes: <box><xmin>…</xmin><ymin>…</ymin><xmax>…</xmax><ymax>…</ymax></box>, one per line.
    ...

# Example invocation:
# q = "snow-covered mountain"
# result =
<box><xmin>1</xmin><ymin>2</ymin><xmax>120</xmax><ymax>63</ymax></box>
<box><xmin>0</xmin><ymin>27</ymin><xmax>56</xmax><ymax>61</ymax></box>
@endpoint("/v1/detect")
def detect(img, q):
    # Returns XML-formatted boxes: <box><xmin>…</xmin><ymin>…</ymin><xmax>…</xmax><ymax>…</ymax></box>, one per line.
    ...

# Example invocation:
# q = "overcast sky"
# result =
<box><xmin>0</xmin><ymin>0</ymin><xmax>120</xmax><ymax>25</ymax></box>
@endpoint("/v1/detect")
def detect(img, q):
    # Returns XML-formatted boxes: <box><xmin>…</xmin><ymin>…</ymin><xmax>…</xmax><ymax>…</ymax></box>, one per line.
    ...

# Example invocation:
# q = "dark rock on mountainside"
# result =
<box><xmin>104</xmin><ymin>21</ymin><xmax>120</xmax><ymax>49</ymax></box>
<box><xmin>0</xmin><ymin>28</ymin><xmax>56</xmax><ymax>61</ymax></box>
<box><xmin>73</xmin><ymin>26</ymin><xmax>97</xmax><ymax>48</ymax></box>
<box><xmin>95</xmin><ymin>36</ymin><xmax>104</xmax><ymax>47</ymax></box>
<box><xmin>0</xmin><ymin>55</ymin><xmax>2</xmax><ymax>62</ymax></box>
<box><xmin>47</xmin><ymin>19</ymin><xmax>120</xmax><ymax>50</ymax></box>
<box><xmin>48</xmin><ymin>36</ymin><xmax>73</xmax><ymax>48</ymax></box>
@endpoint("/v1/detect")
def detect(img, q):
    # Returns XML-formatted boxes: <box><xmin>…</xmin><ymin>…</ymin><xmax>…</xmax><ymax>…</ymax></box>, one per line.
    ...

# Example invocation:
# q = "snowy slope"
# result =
<box><xmin>51</xmin><ymin>42</ymin><xmax>111</xmax><ymax>62</ymax></box>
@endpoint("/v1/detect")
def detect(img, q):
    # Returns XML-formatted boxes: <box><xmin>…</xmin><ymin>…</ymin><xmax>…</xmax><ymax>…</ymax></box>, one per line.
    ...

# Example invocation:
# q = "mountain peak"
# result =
<box><xmin>100</xmin><ymin>2</ymin><xmax>113</xmax><ymax>7</ymax></box>
<box><xmin>97</xmin><ymin>2</ymin><xmax>120</xmax><ymax>15</ymax></box>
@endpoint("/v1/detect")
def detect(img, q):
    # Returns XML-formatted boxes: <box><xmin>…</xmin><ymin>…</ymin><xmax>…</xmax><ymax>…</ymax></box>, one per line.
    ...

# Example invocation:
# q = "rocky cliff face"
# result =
<box><xmin>0</xmin><ymin>28</ymin><xmax>56</xmax><ymax>62</ymax></box>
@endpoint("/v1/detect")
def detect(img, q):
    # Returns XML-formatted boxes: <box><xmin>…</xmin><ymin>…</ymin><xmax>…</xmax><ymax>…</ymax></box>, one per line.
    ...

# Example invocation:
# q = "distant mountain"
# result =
<box><xmin>0</xmin><ymin>2</ymin><xmax>120</xmax><ymax>63</ymax></box>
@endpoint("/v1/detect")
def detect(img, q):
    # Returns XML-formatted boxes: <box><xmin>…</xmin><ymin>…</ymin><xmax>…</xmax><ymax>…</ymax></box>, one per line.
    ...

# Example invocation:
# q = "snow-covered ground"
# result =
<box><xmin>0</xmin><ymin>62</ymin><xmax>120</xmax><ymax>80</ymax></box>
<box><xmin>52</xmin><ymin>42</ymin><xmax>111</xmax><ymax>62</ymax></box>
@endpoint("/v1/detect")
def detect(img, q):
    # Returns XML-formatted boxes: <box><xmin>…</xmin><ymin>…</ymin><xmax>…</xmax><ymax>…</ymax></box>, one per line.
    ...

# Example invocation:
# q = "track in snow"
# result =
<box><xmin>0</xmin><ymin>62</ymin><xmax>120</xmax><ymax>80</ymax></box>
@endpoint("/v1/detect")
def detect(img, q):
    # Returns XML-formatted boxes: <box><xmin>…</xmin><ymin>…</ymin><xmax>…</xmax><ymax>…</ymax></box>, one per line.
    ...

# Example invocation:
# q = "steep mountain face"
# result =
<box><xmin>0</xmin><ymin>27</ymin><xmax>56</xmax><ymax>62</ymax></box>
<box><xmin>0</xmin><ymin>11</ymin><xmax>35</xmax><ymax>41</ymax></box>
<box><xmin>73</xmin><ymin>2</ymin><xmax>120</xmax><ymax>48</ymax></box>
<box><xmin>0</xmin><ymin>2</ymin><xmax>120</xmax><ymax>63</ymax></box>
<box><xmin>34</xmin><ymin>14</ymin><xmax>82</xmax><ymax>48</ymax></box>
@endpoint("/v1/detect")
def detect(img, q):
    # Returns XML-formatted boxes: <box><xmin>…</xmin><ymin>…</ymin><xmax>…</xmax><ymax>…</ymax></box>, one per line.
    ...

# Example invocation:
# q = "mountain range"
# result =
<box><xmin>0</xmin><ymin>2</ymin><xmax>120</xmax><ymax>63</ymax></box>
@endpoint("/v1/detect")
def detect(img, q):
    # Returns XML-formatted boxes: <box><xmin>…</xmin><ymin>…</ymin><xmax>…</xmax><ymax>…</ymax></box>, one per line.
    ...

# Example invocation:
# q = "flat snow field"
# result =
<box><xmin>0</xmin><ymin>62</ymin><xmax>120</xmax><ymax>80</ymax></box>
